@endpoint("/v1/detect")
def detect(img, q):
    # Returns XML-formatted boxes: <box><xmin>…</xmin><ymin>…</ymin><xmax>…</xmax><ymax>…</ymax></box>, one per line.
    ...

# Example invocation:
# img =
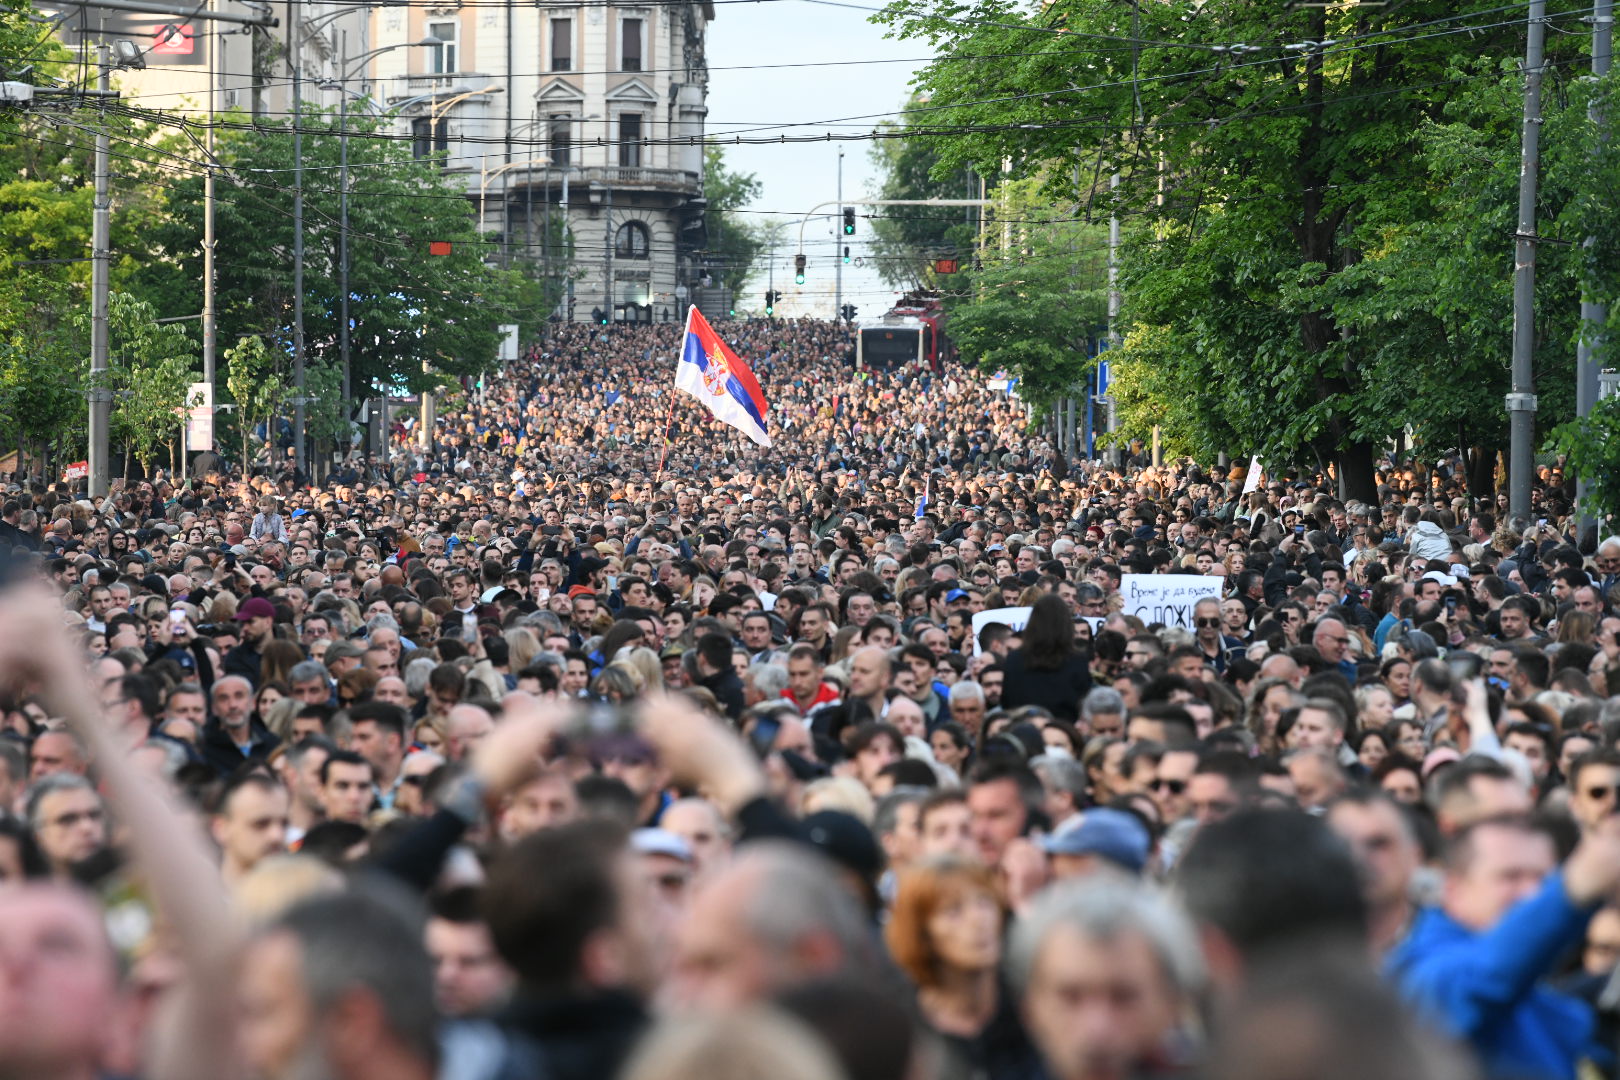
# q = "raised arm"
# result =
<box><xmin>0</xmin><ymin>586</ymin><xmax>242</xmax><ymax>1080</ymax></box>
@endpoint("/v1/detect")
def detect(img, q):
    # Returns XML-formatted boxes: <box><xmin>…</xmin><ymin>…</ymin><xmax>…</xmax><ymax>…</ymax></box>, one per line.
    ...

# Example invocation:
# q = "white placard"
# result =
<box><xmin>1240</xmin><ymin>455</ymin><xmax>1263</xmax><ymax>496</ymax></box>
<box><xmin>186</xmin><ymin>381</ymin><xmax>214</xmax><ymax>451</ymax></box>
<box><xmin>1119</xmin><ymin>574</ymin><xmax>1221</xmax><ymax>631</ymax></box>
<box><xmin>972</xmin><ymin>606</ymin><xmax>1030</xmax><ymax>655</ymax></box>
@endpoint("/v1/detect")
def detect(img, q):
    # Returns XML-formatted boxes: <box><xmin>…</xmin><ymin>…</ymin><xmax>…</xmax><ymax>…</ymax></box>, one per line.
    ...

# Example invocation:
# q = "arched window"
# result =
<box><xmin>615</xmin><ymin>221</ymin><xmax>650</xmax><ymax>259</ymax></box>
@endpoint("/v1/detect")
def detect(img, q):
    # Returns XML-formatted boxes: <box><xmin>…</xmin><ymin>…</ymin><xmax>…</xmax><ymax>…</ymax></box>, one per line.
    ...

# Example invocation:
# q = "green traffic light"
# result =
<box><xmin>765</xmin><ymin>307</ymin><xmax>774</xmax><ymax>316</ymax></box>
<box><xmin>794</xmin><ymin>273</ymin><xmax>805</xmax><ymax>284</ymax></box>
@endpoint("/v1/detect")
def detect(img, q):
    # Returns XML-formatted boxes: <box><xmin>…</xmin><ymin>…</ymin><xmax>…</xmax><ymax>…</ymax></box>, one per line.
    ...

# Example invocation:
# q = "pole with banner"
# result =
<box><xmin>184</xmin><ymin>382</ymin><xmax>214</xmax><ymax>485</ymax></box>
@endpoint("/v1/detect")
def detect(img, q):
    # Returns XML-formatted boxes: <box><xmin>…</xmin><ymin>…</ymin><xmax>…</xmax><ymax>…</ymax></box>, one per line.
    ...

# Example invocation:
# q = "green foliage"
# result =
<box><xmin>946</xmin><ymin>179</ymin><xmax>1107</xmax><ymax>407</ymax></box>
<box><xmin>0</xmin><ymin>271</ymin><xmax>85</xmax><ymax>462</ymax></box>
<box><xmin>874</xmin><ymin>0</ymin><xmax>1602</xmax><ymax>498</ymax></box>
<box><xmin>129</xmin><ymin>105</ymin><xmax>544</xmax><ymax>410</ymax></box>
<box><xmin>700</xmin><ymin>146</ymin><xmax>765</xmax><ymax>292</ymax></box>
<box><xmin>225</xmin><ymin>334</ymin><xmax>282</xmax><ymax>469</ymax></box>
<box><xmin>867</xmin><ymin>110</ymin><xmax>981</xmax><ymax>290</ymax></box>
<box><xmin>90</xmin><ymin>293</ymin><xmax>198</xmax><ymax>474</ymax></box>
<box><xmin>1547</xmin><ymin>396</ymin><xmax>1620</xmax><ymax>528</ymax></box>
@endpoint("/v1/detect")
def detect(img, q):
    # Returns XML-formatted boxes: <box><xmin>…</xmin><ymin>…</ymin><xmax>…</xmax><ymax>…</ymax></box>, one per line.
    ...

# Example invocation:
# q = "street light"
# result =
<box><xmin>478</xmin><ymin>156</ymin><xmax>550</xmax><ymax>237</ymax></box>
<box><xmin>315</xmin><ymin>35</ymin><xmax>439</xmax><ymax>426</ymax></box>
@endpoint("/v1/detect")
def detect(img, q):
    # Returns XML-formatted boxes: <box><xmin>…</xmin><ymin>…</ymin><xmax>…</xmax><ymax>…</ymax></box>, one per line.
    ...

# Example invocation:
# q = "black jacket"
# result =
<box><xmin>997</xmin><ymin>648</ymin><xmax>1093</xmax><ymax>724</ymax></box>
<box><xmin>496</xmin><ymin>990</ymin><xmax>648</xmax><ymax>1080</ymax></box>
<box><xmin>699</xmin><ymin>668</ymin><xmax>747</xmax><ymax>722</ymax></box>
<box><xmin>222</xmin><ymin>640</ymin><xmax>263</xmax><ymax>686</ymax></box>
<box><xmin>199</xmin><ymin>718</ymin><xmax>281</xmax><ymax>777</ymax></box>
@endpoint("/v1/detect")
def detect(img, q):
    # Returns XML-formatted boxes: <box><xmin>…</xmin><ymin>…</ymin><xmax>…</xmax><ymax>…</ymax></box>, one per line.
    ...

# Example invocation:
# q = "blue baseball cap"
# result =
<box><xmin>1039</xmin><ymin>809</ymin><xmax>1150</xmax><ymax>874</ymax></box>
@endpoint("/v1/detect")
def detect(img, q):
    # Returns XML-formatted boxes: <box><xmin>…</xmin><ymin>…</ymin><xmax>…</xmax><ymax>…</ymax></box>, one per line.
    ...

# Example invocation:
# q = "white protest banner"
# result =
<box><xmin>1119</xmin><ymin>574</ymin><xmax>1221</xmax><ymax>631</ymax></box>
<box><xmin>1240</xmin><ymin>455</ymin><xmax>1263</xmax><ymax>496</ymax></box>
<box><xmin>971</xmin><ymin>606</ymin><xmax>1029</xmax><ymax>655</ymax></box>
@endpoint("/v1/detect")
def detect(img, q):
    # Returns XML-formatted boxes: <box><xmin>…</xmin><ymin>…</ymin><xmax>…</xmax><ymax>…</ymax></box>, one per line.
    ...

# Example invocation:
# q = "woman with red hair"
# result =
<box><xmin>885</xmin><ymin>856</ymin><xmax>1035</xmax><ymax>1076</ymax></box>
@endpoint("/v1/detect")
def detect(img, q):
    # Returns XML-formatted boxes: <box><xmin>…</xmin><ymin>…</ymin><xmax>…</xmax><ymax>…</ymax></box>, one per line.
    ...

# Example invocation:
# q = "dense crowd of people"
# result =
<box><xmin>0</xmin><ymin>315</ymin><xmax>1618</xmax><ymax>1080</ymax></box>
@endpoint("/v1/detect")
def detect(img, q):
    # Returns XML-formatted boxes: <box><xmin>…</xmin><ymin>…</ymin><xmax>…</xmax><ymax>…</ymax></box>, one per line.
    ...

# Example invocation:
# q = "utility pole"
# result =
<box><xmin>290</xmin><ymin>0</ymin><xmax>307</xmax><ymax>481</ymax></box>
<box><xmin>1105</xmin><ymin>171</ymin><xmax>1122</xmax><ymax>468</ymax></box>
<box><xmin>1508</xmin><ymin>0</ymin><xmax>1546</xmax><ymax>522</ymax></box>
<box><xmin>338</xmin><ymin>29</ymin><xmax>351</xmax><ymax>408</ymax></box>
<box><xmin>834</xmin><ymin>147</ymin><xmax>843</xmax><ymax>321</ymax></box>
<box><xmin>1576</xmin><ymin>0</ymin><xmax>1612</xmax><ymax>545</ymax></box>
<box><xmin>201</xmin><ymin>0</ymin><xmax>217</xmax><ymax>401</ymax></box>
<box><xmin>88</xmin><ymin>43</ymin><xmax>112</xmax><ymax>498</ymax></box>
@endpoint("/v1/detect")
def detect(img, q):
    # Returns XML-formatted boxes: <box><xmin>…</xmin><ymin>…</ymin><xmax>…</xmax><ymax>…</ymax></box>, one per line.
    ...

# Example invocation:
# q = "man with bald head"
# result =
<box><xmin>813</xmin><ymin>645</ymin><xmax>892</xmax><ymax>740</ymax></box>
<box><xmin>447</xmin><ymin>703</ymin><xmax>495</xmax><ymax>761</ymax></box>
<box><xmin>1258</xmin><ymin>652</ymin><xmax>1304</xmax><ymax>690</ymax></box>
<box><xmin>374</xmin><ymin>675</ymin><xmax>410</xmax><ymax>707</ymax></box>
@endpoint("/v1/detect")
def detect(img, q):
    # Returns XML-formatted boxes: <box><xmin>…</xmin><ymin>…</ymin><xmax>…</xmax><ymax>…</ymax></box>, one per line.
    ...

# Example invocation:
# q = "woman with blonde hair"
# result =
<box><xmin>800</xmin><ymin>776</ymin><xmax>875</xmax><ymax>824</ymax></box>
<box><xmin>828</xmin><ymin>624</ymin><xmax>863</xmax><ymax>665</ymax></box>
<box><xmin>617</xmin><ymin>645</ymin><xmax>664</xmax><ymax>695</ymax></box>
<box><xmin>504</xmin><ymin>626</ymin><xmax>542</xmax><ymax>673</ymax></box>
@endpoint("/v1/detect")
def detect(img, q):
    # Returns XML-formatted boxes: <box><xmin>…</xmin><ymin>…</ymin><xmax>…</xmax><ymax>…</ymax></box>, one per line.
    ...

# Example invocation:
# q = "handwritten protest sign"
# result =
<box><xmin>1119</xmin><ymin>575</ymin><xmax>1221</xmax><ymax>631</ymax></box>
<box><xmin>971</xmin><ymin>606</ymin><xmax>1102</xmax><ymax>654</ymax></box>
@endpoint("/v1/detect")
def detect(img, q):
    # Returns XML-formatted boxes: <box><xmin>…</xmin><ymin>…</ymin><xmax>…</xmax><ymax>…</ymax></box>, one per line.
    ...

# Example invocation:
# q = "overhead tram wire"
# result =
<box><xmin>77</xmin><ymin>2</ymin><xmax>1581</xmax><ymax>163</ymax></box>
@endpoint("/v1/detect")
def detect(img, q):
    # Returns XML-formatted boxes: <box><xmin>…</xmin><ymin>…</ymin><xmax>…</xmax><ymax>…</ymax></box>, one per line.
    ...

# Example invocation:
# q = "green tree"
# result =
<box><xmin>224</xmin><ymin>334</ymin><xmax>283</xmax><ymax>469</ymax></box>
<box><xmin>131</xmin><ymin>107</ymin><xmax>540</xmax><ymax>413</ymax></box>
<box><xmin>868</xmin><ymin>108</ymin><xmax>980</xmax><ymax>290</ymax></box>
<box><xmin>946</xmin><ymin>179</ymin><xmax>1108</xmax><ymax>407</ymax></box>
<box><xmin>700</xmin><ymin>146</ymin><xmax>765</xmax><ymax>292</ymax></box>
<box><xmin>874</xmin><ymin>0</ymin><xmax>1596</xmax><ymax>499</ymax></box>
<box><xmin>0</xmin><ymin>271</ymin><xmax>85</xmax><ymax>469</ymax></box>
<box><xmin>85</xmin><ymin>292</ymin><xmax>198</xmax><ymax>477</ymax></box>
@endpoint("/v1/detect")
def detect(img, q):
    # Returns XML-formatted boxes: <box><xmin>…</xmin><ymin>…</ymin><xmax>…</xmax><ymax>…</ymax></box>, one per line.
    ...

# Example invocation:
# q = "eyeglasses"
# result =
<box><xmin>1150</xmin><ymin>778</ymin><xmax>1187</xmax><ymax>795</ymax></box>
<box><xmin>1195</xmin><ymin>617</ymin><xmax>1222</xmax><ymax>628</ymax></box>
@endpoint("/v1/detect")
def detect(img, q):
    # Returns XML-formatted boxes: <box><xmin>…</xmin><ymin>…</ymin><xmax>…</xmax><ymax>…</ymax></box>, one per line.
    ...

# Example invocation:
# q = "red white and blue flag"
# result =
<box><xmin>675</xmin><ymin>306</ymin><xmax>771</xmax><ymax>447</ymax></box>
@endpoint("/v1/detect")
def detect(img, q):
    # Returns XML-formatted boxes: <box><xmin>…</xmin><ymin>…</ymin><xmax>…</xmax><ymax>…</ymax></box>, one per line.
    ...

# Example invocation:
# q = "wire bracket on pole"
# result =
<box><xmin>1505</xmin><ymin>393</ymin><xmax>1539</xmax><ymax>413</ymax></box>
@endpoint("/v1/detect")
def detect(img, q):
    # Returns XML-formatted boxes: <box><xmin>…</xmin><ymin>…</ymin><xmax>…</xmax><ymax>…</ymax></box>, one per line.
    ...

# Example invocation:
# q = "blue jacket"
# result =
<box><xmin>1387</xmin><ymin>871</ymin><xmax>1596</xmax><ymax>1080</ymax></box>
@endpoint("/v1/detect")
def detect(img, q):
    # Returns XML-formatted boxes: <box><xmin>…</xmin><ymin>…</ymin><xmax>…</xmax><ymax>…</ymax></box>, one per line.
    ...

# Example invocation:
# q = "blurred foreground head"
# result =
<box><xmin>1175</xmin><ymin>808</ymin><xmax>1367</xmax><ymax>991</ymax></box>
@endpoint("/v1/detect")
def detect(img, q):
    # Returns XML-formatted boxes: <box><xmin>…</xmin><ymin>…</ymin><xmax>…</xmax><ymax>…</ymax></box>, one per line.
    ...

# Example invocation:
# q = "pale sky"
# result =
<box><xmin>706</xmin><ymin>0</ymin><xmax>925</xmax><ymax>319</ymax></box>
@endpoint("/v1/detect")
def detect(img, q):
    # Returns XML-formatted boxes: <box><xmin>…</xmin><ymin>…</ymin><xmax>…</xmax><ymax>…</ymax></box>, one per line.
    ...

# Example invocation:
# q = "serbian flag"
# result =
<box><xmin>676</xmin><ymin>306</ymin><xmax>771</xmax><ymax>446</ymax></box>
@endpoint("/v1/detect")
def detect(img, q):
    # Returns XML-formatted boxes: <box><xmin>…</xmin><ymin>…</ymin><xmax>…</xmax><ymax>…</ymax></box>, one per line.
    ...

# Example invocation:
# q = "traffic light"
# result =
<box><xmin>843</xmin><ymin>207</ymin><xmax>856</xmax><ymax>235</ymax></box>
<box><xmin>763</xmin><ymin>290</ymin><xmax>777</xmax><ymax>316</ymax></box>
<box><xmin>843</xmin><ymin>246</ymin><xmax>851</xmax><ymax>265</ymax></box>
<box><xmin>840</xmin><ymin>303</ymin><xmax>857</xmax><ymax>322</ymax></box>
<box><xmin>794</xmin><ymin>253</ymin><xmax>806</xmax><ymax>284</ymax></box>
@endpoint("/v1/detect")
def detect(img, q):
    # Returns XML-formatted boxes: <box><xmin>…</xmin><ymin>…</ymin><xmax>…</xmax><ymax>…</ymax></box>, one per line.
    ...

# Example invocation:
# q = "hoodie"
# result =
<box><xmin>1407</xmin><ymin>520</ymin><xmax>1453</xmax><ymax>561</ymax></box>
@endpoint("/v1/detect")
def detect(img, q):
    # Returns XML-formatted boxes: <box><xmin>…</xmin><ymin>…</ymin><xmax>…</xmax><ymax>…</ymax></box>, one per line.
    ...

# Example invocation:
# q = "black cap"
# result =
<box><xmin>802</xmin><ymin>810</ymin><xmax>884</xmax><ymax>882</ymax></box>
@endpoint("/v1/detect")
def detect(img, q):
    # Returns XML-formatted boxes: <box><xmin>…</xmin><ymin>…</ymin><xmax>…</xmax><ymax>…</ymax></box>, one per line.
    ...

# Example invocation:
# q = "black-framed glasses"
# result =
<box><xmin>1150</xmin><ymin>778</ymin><xmax>1187</xmax><ymax>795</ymax></box>
<box><xmin>1195</xmin><ymin>617</ymin><xmax>1222</xmax><ymax>628</ymax></box>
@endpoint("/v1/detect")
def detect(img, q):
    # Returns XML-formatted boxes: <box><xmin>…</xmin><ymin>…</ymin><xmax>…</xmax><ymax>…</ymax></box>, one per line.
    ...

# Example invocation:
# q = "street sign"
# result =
<box><xmin>186</xmin><ymin>382</ymin><xmax>214</xmax><ymax>451</ymax></box>
<box><xmin>497</xmin><ymin>324</ymin><xmax>519</xmax><ymax>362</ymax></box>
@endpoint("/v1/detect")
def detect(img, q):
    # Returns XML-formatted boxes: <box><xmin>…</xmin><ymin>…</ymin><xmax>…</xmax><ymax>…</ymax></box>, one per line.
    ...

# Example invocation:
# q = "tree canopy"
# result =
<box><xmin>873</xmin><ymin>0</ymin><xmax>1614</xmax><ymax>500</ymax></box>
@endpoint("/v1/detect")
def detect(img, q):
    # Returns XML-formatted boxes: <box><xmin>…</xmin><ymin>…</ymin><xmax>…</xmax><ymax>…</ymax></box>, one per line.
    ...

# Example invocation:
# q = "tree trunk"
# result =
<box><xmin>1336</xmin><ymin>441</ymin><xmax>1379</xmax><ymax>504</ymax></box>
<box><xmin>1468</xmin><ymin>446</ymin><xmax>1496</xmax><ymax>499</ymax></box>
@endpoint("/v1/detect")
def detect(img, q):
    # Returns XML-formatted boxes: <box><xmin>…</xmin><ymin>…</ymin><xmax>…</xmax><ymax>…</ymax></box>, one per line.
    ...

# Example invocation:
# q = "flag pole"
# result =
<box><xmin>657</xmin><ymin>305</ymin><xmax>696</xmax><ymax>487</ymax></box>
<box><xmin>655</xmin><ymin>392</ymin><xmax>676</xmax><ymax>486</ymax></box>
